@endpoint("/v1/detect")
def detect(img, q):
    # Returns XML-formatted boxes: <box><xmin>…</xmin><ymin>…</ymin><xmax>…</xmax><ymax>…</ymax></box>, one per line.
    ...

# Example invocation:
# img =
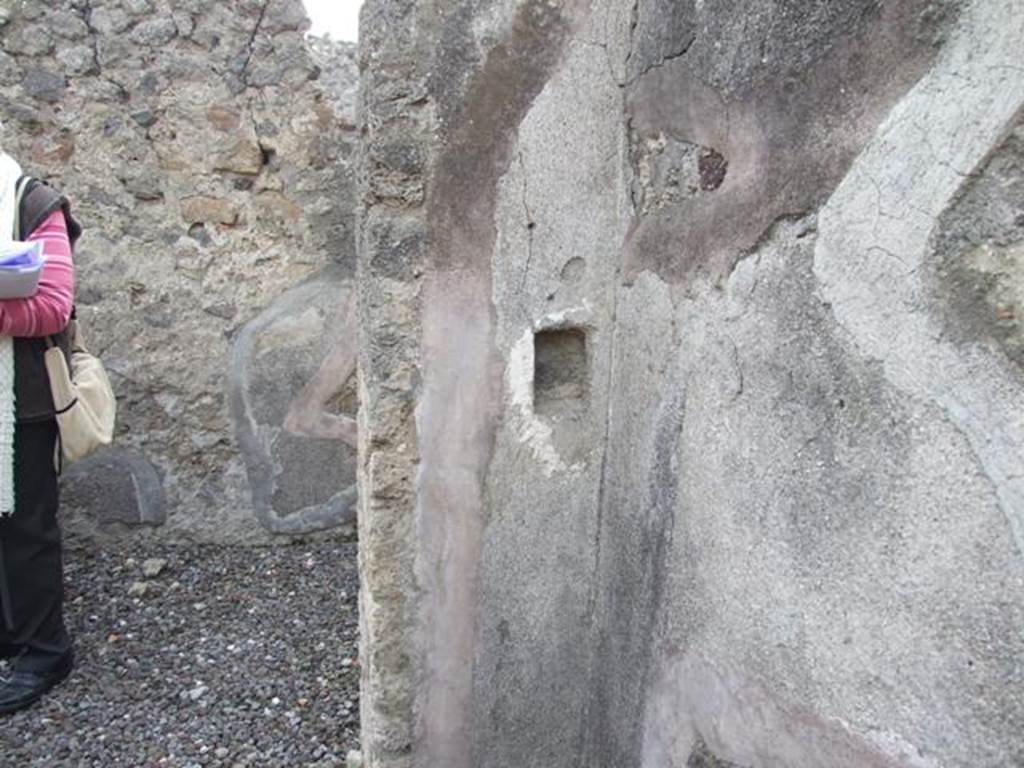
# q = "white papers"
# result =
<box><xmin>0</xmin><ymin>240</ymin><xmax>43</xmax><ymax>299</ymax></box>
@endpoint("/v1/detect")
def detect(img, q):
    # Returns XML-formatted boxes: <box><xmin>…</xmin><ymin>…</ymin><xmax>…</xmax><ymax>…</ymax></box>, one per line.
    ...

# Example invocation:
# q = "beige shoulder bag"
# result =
<box><xmin>44</xmin><ymin>323</ymin><xmax>116</xmax><ymax>464</ymax></box>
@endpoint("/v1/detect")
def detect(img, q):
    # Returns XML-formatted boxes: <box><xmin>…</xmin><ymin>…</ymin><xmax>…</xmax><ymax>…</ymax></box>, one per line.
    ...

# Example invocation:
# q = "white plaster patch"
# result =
<box><xmin>535</xmin><ymin>303</ymin><xmax>593</xmax><ymax>331</ymax></box>
<box><xmin>506</xmin><ymin>307</ymin><xmax>593</xmax><ymax>477</ymax></box>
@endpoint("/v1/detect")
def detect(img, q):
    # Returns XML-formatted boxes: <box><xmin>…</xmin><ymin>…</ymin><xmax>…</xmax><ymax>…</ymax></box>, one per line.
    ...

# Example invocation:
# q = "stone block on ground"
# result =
<box><xmin>60</xmin><ymin>447</ymin><xmax>166</xmax><ymax>531</ymax></box>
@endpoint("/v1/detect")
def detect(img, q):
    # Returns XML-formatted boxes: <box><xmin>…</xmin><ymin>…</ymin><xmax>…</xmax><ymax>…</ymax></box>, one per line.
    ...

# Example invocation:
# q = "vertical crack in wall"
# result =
<box><xmin>575</xmin><ymin>252</ymin><xmax>624</xmax><ymax>766</ymax></box>
<box><xmin>517</xmin><ymin>148</ymin><xmax>536</xmax><ymax>292</ymax></box>
<box><xmin>621</xmin><ymin>0</ymin><xmax>640</xmax><ymax>75</ymax></box>
<box><xmin>76</xmin><ymin>0</ymin><xmax>102</xmax><ymax>76</ymax></box>
<box><xmin>238</xmin><ymin>0</ymin><xmax>271</xmax><ymax>87</ymax></box>
<box><xmin>574</xmin><ymin>49</ymin><xmax>634</xmax><ymax>758</ymax></box>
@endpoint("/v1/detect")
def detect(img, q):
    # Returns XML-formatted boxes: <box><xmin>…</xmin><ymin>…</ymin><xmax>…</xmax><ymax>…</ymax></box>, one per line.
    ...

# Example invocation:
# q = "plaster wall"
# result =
<box><xmin>357</xmin><ymin>0</ymin><xmax>1024</xmax><ymax>766</ymax></box>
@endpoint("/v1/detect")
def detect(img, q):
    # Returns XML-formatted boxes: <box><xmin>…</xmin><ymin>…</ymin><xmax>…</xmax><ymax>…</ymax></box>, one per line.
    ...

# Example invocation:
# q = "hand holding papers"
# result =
<box><xmin>0</xmin><ymin>241</ymin><xmax>43</xmax><ymax>299</ymax></box>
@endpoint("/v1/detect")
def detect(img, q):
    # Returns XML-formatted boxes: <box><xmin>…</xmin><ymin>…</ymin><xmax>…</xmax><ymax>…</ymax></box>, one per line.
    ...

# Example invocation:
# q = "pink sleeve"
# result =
<box><xmin>0</xmin><ymin>210</ymin><xmax>75</xmax><ymax>338</ymax></box>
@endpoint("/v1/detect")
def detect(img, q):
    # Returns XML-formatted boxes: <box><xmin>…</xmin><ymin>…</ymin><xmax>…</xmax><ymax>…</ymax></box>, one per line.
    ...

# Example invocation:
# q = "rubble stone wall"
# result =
<box><xmin>0</xmin><ymin>0</ymin><xmax>359</xmax><ymax>542</ymax></box>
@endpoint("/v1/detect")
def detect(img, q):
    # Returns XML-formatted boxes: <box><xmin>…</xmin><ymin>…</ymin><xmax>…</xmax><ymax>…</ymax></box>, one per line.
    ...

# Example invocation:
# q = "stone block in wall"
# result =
<box><xmin>214</xmin><ymin>140</ymin><xmax>265</xmax><ymax>176</ymax></box>
<box><xmin>180</xmin><ymin>196</ymin><xmax>239</xmax><ymax>226</ymax></box>
<box><xmin>21</xmin><ymin>67</ymin><xmax>65</xmax><ymax>103</ymax></box>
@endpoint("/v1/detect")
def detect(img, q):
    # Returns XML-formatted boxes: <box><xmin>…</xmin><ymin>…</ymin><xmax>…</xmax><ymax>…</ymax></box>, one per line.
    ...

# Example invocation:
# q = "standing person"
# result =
<box><xmin>0</xmin><ymin>143</ymin><xmax>79</xmax><ymax>714</ymax></box>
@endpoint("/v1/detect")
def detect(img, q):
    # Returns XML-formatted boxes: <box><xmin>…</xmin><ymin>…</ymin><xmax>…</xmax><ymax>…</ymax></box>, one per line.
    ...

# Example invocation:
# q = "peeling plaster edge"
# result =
<box><xmin>505</xmin><ymin>306</ymin><xmax>594</xmax><ymax>477</ymax></box>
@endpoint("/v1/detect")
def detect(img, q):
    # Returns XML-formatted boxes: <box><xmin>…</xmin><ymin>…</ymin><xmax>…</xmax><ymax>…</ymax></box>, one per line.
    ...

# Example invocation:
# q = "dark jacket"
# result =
<box><xmin>13</xmin><ymin>178</ymin><xmax>80</xmax><ymax>424</ymax></box>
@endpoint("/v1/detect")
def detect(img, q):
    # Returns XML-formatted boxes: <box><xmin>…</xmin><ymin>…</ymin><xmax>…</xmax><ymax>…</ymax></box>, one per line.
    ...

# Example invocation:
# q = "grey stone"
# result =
<box><xmin>123</xmin><ymin>173</ymin><xmax>163</xmax><ymax>201</ymax></box>
<box><xmin>21</xmin><ymin>68</ymin><xmax>66</xmax><ymax>103</ymax></box>
<box><xmin>55</xmin><ymin>43</ymin><xmax>97</xmax><ymax>75</ymax></box>
<box><xmin>88</xmin><ymin>6</ymin><xmax>131</xmax><ymax>36</ymax></box>
<box><xmin>203</xmin><ymin>302</ymin><xmax>236</xmax><ymax>321</ymax></box>
<box><xmin>127</xmin><ymin>581</ymin><xmax>150</xmax><ymax>598</ymax></box>
<box><xmin>141</xmin><ymin>558</ymin><xmax>167</xmax><ymax>578</ymax></box>
<box><xmin>3</xmin><ymin>23</ymin><xmax>54</xmax><ymax>56</ymax></box>
<box><xmin>246</xmin><ymin>39</ymin><xmax>318</xmax><ymax>89</ymax></box>
<box><xmin>50</xmin><ymin>10</ymin><xmax>89</xmax><ymax>40</ymax></box>
<box><xmin>122</xmin><ymin>0</ymin><xmax>153</xmax><ymax>17</ymax></box>
<box><xmin>186</xmin><ymin>684</ymin><xmax>208</xmax><ymax>702</ymax></box>
<box><xmin>263</xmin><ymin>1</ymin><xmax>310</xmax><ymax>34</ymax></box>
<box><xmin>4</xmin><ymin>102</ymin><xmax>42</xmax><ymax>133</ymax></box>
<box><xmin>364</xmin><ymin>217</ymin><xmax>426</xmax><ymax>281</ymax></box>
<box><xmin>60</xmin><ymin>448</ymin><xmax>166</xmax><ymax>528</ymax></box>
<box><xmin>0</xmin><ymin>50</ymin><xmax>17</xmax><ymax>86</ymax></box>
<box><xmin>130</xmin><ymin>109</ymin><xmax>158</xmax><ymax>128</ymax></box>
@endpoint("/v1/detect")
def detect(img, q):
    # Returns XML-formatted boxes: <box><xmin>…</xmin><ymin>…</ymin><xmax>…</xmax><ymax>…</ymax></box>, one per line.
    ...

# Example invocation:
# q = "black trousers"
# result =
<box><xmin>0</xmin><ymin>419</ymin><xmax>70</xmax><ymax>671</ymax></box>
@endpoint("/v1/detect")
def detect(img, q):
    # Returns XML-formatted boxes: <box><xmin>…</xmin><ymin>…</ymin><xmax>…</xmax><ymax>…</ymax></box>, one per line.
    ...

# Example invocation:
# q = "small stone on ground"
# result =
<box><xmin>0</xmin><ymin>541</ymin><xmax>360</xmax><ymax>766</ymax></box>
<box><xmin>141</xmin><ymin>557</ymin><xmax>168</xmax><ymax>578</ymax></box>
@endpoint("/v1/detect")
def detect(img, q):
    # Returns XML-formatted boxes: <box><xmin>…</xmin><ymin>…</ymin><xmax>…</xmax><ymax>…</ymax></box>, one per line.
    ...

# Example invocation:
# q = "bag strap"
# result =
<box><xmin>12</xmin><ymin>175</ymin><xmax>31</xmax><ymax>240</ymax></box>
<box><xmin>46</xmin><ymin>315</ymin><xmax>81</xmax><ymax>354</ymax></box>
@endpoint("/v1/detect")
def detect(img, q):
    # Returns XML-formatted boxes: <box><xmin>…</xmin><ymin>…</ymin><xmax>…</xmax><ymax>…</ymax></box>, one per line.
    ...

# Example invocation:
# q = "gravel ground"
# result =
<box><xmin>0</xmin><ymin>540</ymin><xmax>361</xmax><ymax>767</ymax></box>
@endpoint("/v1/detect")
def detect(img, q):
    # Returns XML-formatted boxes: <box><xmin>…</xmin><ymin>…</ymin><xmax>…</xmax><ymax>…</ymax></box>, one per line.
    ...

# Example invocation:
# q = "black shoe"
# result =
<box><xmin>0</xmin><ymin>649</ymin><xmax>73</xmax><ymax>715</ymax></box>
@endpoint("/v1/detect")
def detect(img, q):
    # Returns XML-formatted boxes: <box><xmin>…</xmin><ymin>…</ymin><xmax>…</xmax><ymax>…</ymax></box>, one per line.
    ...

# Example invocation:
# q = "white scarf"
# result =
<box><xmin>0</xmin><ymin>152</ymin><xmax>22</xmax><ymax>516</ymax></box>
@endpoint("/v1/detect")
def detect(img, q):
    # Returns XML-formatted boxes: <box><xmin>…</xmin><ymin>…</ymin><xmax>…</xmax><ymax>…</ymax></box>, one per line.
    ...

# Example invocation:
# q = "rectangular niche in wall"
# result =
<box><xmin>533</xmin><ymin>327</ymin><xmax>588</xmax><ymax>416</ymax></box>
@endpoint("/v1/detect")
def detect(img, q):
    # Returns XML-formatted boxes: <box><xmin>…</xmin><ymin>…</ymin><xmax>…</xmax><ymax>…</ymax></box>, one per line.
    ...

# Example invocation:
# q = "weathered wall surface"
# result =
<box><xmin>358</xmin><ymin>0</ymin><xmax>1024</xmax><ymax>766</ymax></box>
<box><xmin>0</xmin><ymin>0</ymin><xmax>359</xmax><ymax>541</ymax></box>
